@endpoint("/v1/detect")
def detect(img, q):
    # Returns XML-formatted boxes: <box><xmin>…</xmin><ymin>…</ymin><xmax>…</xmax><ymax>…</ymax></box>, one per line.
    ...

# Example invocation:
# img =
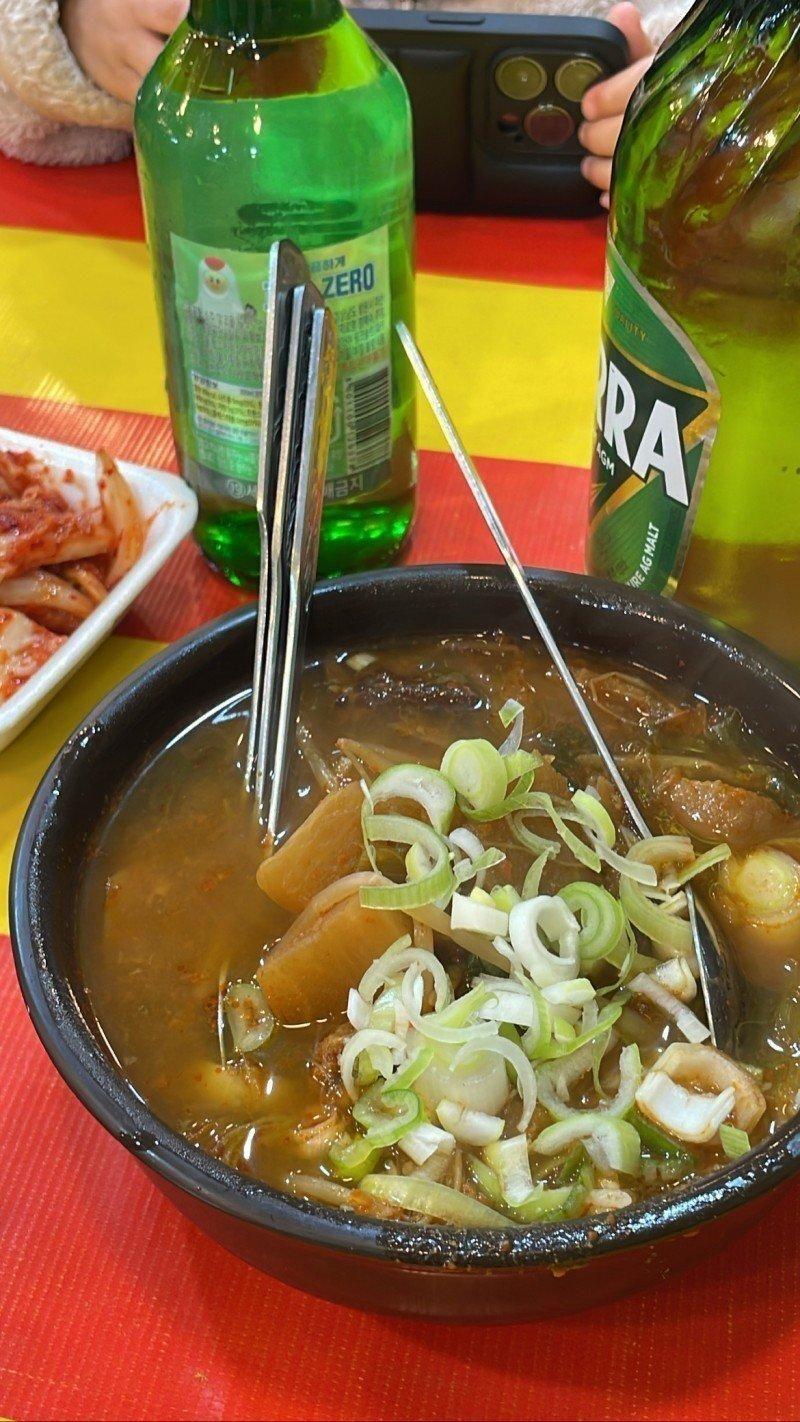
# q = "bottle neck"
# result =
<box><xmin>188</xmin><ymin>0</ymin><xmax>342</xmax><ymax>39</ymax></box>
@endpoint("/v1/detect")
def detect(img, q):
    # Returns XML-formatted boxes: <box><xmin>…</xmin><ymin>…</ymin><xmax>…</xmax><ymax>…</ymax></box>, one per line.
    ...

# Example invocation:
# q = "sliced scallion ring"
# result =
<box><xmin>440</xmin><ymin>738</ymin><xmax>508</xmax><ymax>813</ymax></box>
<box><xmin>328</xmin><ymin>1133</ymin><xmax>382</xmax><ymax>1182</ymax></box>
<box><xmin>619</xmin><ymin>875</ymin><xmax>694</xmax><ymax>958</ymax></box>
<box><xmin>534</xmin><ymin>1113</ymin><xmax>642</xmax><ymax>1176</ymax></box>
<box><xmin>352</xmin><ymin>1085</ymin><xmax>423</xmax><ymax>1147</ymax></box>
<box><xmin>508</xmin><ymin>894</ymin><xmax>581</xmax><ymax>987</ymax></box>
<box><xmin>512</xmin><ymin>816</ymin><xmax>561</xmax><ymax>860</ymax></box>
<box><xmin>436</xmin><ymin>1100</ymin><xmax>504</xmax><ymax>1146</ymax></box>
<box><xmin>454</xmin><ymin>1032</ymin><xmax>537</xmax><ymax>1130</ymax></box>
<box><xmin>451</xmin><ymin>891</ymin><xmax>509</xmax><ymax>939</ymax></box>
<box><xmin>521</xmin><ymin>984</ymin><xmax>552</xmax><ymax>1059</ymax></box>
<box><xmin>491</xmin><ymin>884</ymin><xmax>522</xmax><ymax>914</ymax></box>
<box><xmin>483</xmin><ymin>1134</ymin><xmax>534</xmax><ymax>1207</ymax></box>
<box><xmin>522</xmin><ymin>852</ymin><xmax>552</xmax><ymax>900</ymax></box>
<box><xmin>466</xmin><ymin>1152</ymin><xmax>505</xmax><ymax>1207</ymax></box>
<box><xmin>536</xmin><ymin>1003</ymin><xmax>623</xmax><ymax>1062</ymax></box>
<box><xmin>452</xmin><ymin>844</ymin><xmax>506</xmax><ymax>888</ymax></box>
<box><xmin>368</xmin><ymin>763</ymin><xmax>456</xmax><ymax>835</ymax></box>
<box><xmin>571</xmin><ymin>788</ymin><xmax>616</xmax><ymax>848</ymax></box>
<box><xmin>719</xmin><ymin>1122</ymin><xmax>751</xmax><ymax>1159</ymax></box>
<box><xmin>340</xmin><ymin>1028</ymin><xmax>405</xmax><ymax>1099</ymax></box>
<box><xmin>513</xmin><ymin>794</ymin><xmax>601</xmax><ymax>872</ymax></box>
<box><xmin>499</xmin><ymin>697</ymin><xmax>524</xmax><ymax>729</ymax></box>
<box><xmin>670</xmin><ymin>843</ymin><xmax>731</xmax><ymax>887</ymax></box>
<box><xmin>358</xmin><ymin>938</ymin><xmax>450</xmax><ymax>1012</ymax></box>
<box><xmin>460</xmin><ymin>772</ymin><xmax>537</xmax><ymax>824</ymax></box>
<box><xmin>504</xmin><ymin>749</ymin><xmax>543</xmax><ymax>783</ymax></box>
<box><xmin>384</xmin><ymin>1044</ymin><xmax>435</xmax><ymax>1092</ymax></box>
<box><xmin>557</xmin><ymin>882</ymin><xmax>627</xmax><ymax>965</ymax></box>
<box><xmin>360</xmin><ymin>814</ymin><xmax>454</xmax><ymax>911</ymax></box>
<box><xmin>510</xmin><ymin>1185</ymin><xmax>578</xmax><ymax>1223</ymax></box>
<box><xmin>405</xmin><ymin>983</ymin><xmax>496</xmax><ymax>1044</ymax></box>
<box><xmin>360</xmin><ymin>1173</ymin><xmax>510</xmax><ymax>1226</ymax></box>
<box><xmin>223</xmin><ymin>982</ymin><xmax>275</xmax><ymax>1055</ymax></box>
<box><xmin>398</xmin><ymin>1122</ymin><xmax>455</xmax><ymax>1165</ymax></box>
<box><xmin>499</xmin><ymin>702</ymin><xmax>524</xmax><ymax>759</ymax></box>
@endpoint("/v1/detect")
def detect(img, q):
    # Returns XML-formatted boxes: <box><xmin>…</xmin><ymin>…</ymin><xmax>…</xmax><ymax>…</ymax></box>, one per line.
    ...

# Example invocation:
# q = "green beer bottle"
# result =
<box><xmin>588</xmin><ymin>0</ymin><xmax>800</xmax><ymax>662</ymax></box>
<box><xmin>135</xmin><ymin>0</ymin><xmax>416</xmax><ymax>585</ymax></box>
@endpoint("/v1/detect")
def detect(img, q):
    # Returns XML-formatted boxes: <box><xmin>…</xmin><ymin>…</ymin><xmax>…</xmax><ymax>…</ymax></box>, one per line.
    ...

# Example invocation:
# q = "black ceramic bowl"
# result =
<box><xmin>11</xmin><ymin>566</ymin><xmax>800</xmax><ymax>1322</ymax></box>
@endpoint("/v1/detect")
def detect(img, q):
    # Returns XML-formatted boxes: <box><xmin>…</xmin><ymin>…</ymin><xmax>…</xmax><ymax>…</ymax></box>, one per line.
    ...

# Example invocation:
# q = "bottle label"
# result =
<box><xmin>169</xmin><ymin>226</ymin><xmax>392</xmax><ymax>505</ymax></box>
<box><xmin>590</xmin><ymin>238</ymin><xmax>720</xmax><ymax>594</ymax></box>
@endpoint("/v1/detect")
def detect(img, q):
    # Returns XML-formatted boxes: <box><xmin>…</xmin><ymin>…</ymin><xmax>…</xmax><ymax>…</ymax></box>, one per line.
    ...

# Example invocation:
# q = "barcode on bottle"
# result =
<box><xmin>344</xmin><ymin>364</ymin><xmax>392</xmax><ymax>475</ymax></box>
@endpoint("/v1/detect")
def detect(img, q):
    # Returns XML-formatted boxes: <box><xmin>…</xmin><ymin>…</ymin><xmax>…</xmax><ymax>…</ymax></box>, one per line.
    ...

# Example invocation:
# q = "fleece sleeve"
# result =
<box><xmin>0</xmin><ymin>0</ymin><xmax>132</xmax><ymax>165</ymax></box>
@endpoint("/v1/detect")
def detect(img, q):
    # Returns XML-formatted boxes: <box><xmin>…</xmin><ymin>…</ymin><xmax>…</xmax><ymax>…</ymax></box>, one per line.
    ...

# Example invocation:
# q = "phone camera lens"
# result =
<box><xmin>495</xmin><ymin>56</ymin><xmax>546</xmax><ymax>101</ymax></box>
<box><xmin>555</xmin><ymin>57</ymin><xmax>603</xmax><ymax>102</ymax></box>
<box><xmin>523</xmin><ymin>104</ymin><xmax>575</xmax><ymax>146</ymax></box>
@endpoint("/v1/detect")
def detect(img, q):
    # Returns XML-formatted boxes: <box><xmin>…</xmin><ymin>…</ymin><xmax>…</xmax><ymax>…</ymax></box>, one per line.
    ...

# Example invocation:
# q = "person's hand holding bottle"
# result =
<box><xmin>579</xmin><ymin>2</ymin><xmax>656</xmax><ymax>208</ymax></box>
<box><xmin>61</xmin><ymin>0</ymin><xmax>188</xmax><ymax>104</ymax></box>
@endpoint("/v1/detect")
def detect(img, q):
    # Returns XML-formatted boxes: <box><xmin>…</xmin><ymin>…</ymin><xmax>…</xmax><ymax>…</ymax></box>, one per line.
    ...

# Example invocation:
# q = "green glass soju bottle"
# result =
<box><xmin>135</xmin><ymin>0</ymin><xmax>416</xmax><ymax>585</ymax></box>
<box><xmin>588</xmin><ymin>0</ymin><xmax>800</xmax><ymax>662</ymax></box>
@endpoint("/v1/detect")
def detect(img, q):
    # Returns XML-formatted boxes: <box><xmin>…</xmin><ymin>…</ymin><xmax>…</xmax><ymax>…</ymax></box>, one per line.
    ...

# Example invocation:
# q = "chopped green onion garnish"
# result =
<box><xmin>557</xmin><ymin>881</ymin><xmax>626</xmax><ymax>965</ymax></box>
<box><xmin>535</xmin><ymin>1114</ymin><xmax>642</xmax><ymax>1177</ymax></box>
<box><xmin>368</xmin><ymin>763</ymin><xmax>456</xmax><ymax>835</ymax></box>
<box><xmin>719</xmin><ymin>1123</ymin><xmax>751</xmax><ymax>1159</ymax></box>
<box><xmin>499</xmin><ymin>698</ymin><xmax>524</xmax><ymax>728</ymax></box>
<box><xmin>461</xmin><ymin>771</ymin><xmax>537</xmax><ymax>823</ymax></box>
<box><xmin>360</xmin><ymin>1173</ymin><xmax>510</xmax><ymax>1227</ymax></box>
<box><xmin>629</xmin><ymin>1108</ymin><xmax>695</xmax><ymax>1163</ymax></box>
<box><xmin>384</xmin><ymin>1045</ymin><xmax>435</xmax><ymax>1092</ymax></box>
<box><xmin>571</xmin><ymin>789</ymin><xmax>616</xmax><ymax>848</ymax></box>
<box><xmin>514</xmin><ymin>794</ymin><xmax>601</xmax><ymax>873</ymax></box>
<box><xmin>504</xmin><ymin>750</ymin><xmax>543</xmax><ymax>783</ymax></box>
<box><xmin>352</xmin><ymin>1085</ymin><xmax>423</xmax><ymax>1148</ymax></box>
<box><xmin>537</xmin><ymin>1003</ymin><xmax>623</xmax><ymax>1061</ymax></box>
<box><xmin>328</xmin><ymin>1133</ymin><xmax>383</xmax><ymax>1182</ymax></box>
<box><xmin>491</xmin><ymin>883</ymin><xmax>522</xmax><ymax>914</ymax></box>
<box><xmin>223</xmin><ymin>981</ymin><xmax>275</xmax><ymax>1055</ymax></box>
<box><xmin>466</xmin><ymin>1152</ymin><xmax>505</xmax><ymax>1207</ymax></box>
<box><xmin>360</xmin><ymin>813</ymin><xmax>454</xmax><ymax>910</ymax></box>
<box><xmin>440</xmin><ymin>738</ymin><xmax>508</xmax><ymax>813</ymax></box>
<box><xmin>619</xmin><ymin>874</ymin><xmax>694</xmax><ymax>957</ymax></box>
<box><xmin>555</xmin><ymin>1143</ymin><xmax>586</xmax><ymax>1185</ymax></box>
<box><xmin>484</xmin><ymin>1134</ymin><xmax>534</xmax><ymax>1206</ymax></box>
<box><xmin>510</xmin><ymin>1185</ymin><xmax>576</xmax><ymax>1223</ymax></box>
<box><xmin>670</xmin><ymin>843</ymin><xmax>732</xmax><ymax>886</ymax></box>
<box><xmin>522</xmin><ymin>852</ymin><xmax>551</xmax><ymax>900</ymax></box>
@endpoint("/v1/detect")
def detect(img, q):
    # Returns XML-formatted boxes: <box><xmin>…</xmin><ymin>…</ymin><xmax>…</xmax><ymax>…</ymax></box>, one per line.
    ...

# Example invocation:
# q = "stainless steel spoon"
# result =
<box><xmin>396</xmin><ymin>320</ymin><xmax>740</xmax><ymax>1054</ymax></box>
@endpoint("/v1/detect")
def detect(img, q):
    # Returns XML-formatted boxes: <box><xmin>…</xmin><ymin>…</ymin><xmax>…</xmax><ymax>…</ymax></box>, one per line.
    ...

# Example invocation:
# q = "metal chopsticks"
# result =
<box><xmin>244</xmin><ymin>240</ymin><xmax>337</xmax><ymax>842</ymax></box>
<box><xmin>396</xmin><ymin>319</ymin><xmax>740</xmax><ymax>1054</ymax></box>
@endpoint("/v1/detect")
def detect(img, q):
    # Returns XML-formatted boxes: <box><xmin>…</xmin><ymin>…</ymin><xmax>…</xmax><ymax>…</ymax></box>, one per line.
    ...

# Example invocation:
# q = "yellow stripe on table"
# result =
<box><xmin>0</xmin><ymin>634</ymin><xmax>162</xmax><ymax>934</ymax></box>
<box><xmin>0</xmin><ymin>227</ymin><xmax>600</xmax><ymax>471</ymax></box>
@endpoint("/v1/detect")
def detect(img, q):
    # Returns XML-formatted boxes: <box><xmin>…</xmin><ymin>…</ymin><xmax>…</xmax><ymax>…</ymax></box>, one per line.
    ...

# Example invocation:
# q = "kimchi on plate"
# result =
<box><xmin>0</xmin><ymin>448</ymin><xmax>145</xmax><ymax>704</ymax></box>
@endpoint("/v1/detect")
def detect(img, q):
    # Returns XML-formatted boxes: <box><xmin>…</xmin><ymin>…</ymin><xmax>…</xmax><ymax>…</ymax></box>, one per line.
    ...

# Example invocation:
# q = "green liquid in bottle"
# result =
<box><xmin>589</xmin><ymin>0</ymin><xmax>800</xmax><ymax>661</ymax></box>
<box><xmin>135</xmin><ymin>0</ymin><xmax>416</xmax><ymax>585</ymax></box>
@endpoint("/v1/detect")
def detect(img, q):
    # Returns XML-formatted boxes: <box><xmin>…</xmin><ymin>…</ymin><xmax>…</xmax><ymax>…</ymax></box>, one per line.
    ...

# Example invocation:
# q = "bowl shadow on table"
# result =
<box><xmin>170</xmin><ymin>1176</ymin><xmax>798</xmax><ymax>1410</ymax></box>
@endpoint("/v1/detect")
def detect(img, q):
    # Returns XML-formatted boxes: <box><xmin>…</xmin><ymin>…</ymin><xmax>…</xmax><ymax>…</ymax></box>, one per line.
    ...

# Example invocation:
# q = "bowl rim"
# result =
<box><xmin>10</xmin><ymin>562</ymin><xmax>800</xmax><ymax>1271</ymax></box>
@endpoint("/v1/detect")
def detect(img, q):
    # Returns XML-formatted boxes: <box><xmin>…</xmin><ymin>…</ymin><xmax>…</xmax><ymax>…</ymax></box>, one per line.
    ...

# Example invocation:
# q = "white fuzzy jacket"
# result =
<box><xmin>0</xmin><ymin>0</ymin><xmax>688</xmax><ymax>166</ymax></box>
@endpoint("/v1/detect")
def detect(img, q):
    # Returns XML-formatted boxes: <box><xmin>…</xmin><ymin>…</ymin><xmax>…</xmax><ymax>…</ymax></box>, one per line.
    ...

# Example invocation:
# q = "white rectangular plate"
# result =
<box><xmin>0</xmin><ymin>426</ymin><xmax>198</xmax><ymax>752</ymax></box>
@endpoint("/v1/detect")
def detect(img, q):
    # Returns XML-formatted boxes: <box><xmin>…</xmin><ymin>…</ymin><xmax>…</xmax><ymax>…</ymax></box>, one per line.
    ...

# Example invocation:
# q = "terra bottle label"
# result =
<box><xmin>590</xmin><ymin>238</ymin><xmax>720</xmax><ymax>594</ymax></box>
<box><xmin>170</xmin><ymin>225</ymin><xmax>392</xmax><ymax>504</ymax></box>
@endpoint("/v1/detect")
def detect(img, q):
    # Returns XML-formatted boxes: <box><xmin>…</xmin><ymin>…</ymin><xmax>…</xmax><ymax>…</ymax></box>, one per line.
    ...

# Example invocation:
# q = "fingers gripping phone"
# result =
<box><xmin>351</xmin><ymin>10</ymin><xmax>629</xmax><ymax>215</ymax></box>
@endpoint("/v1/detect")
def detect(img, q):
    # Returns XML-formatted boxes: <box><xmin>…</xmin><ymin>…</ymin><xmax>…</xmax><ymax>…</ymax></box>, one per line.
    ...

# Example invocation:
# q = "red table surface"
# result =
<box><xmin>2</xmin><ymin>153</ymin><xmax>800</xmax><ymax>1422</ymax></box>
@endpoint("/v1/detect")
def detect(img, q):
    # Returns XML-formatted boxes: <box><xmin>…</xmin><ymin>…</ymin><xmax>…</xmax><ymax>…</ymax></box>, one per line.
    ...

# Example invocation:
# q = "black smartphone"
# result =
<box><xmin>351</xmin><ymin>9</ymin><xmax>629</xmax><ymax>216</ymax></box>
